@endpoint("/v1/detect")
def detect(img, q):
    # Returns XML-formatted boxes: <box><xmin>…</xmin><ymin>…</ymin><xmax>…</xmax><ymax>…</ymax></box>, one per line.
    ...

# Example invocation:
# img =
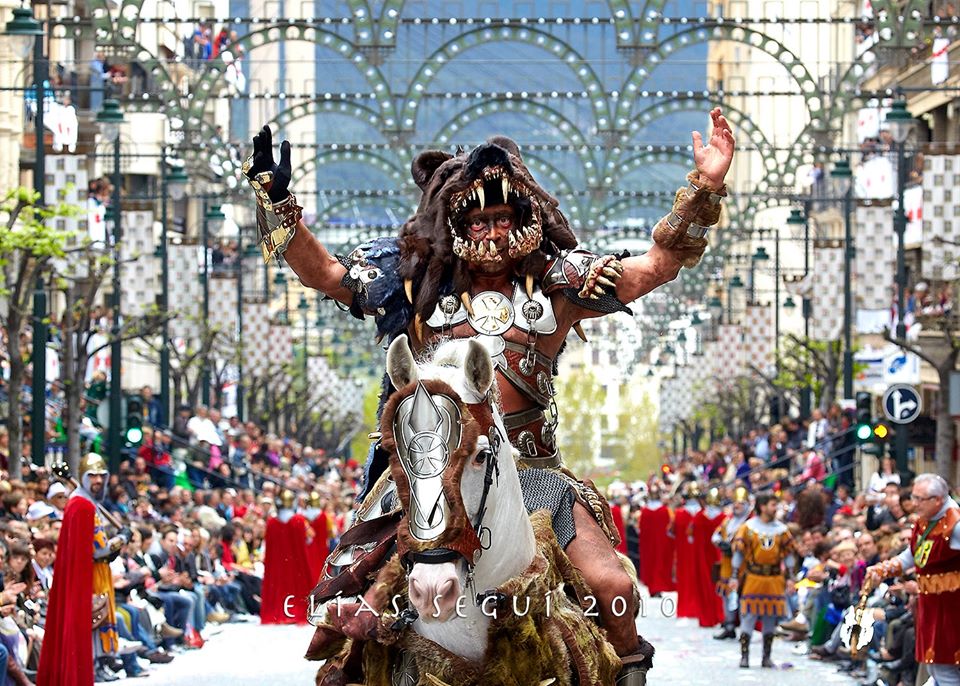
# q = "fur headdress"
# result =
<box><xmin>397</xmin><ymin>136</ymin><xmax>579</xmax><ymax>319</ymax></box>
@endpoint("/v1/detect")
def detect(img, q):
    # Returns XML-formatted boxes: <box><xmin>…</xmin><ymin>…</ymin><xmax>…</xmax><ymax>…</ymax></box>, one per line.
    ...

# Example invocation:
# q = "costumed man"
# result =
<box><xmin>865</xmin><ymin>474</ymin><xmax>960</xmax><ymax>686</ymax></box>
<box><xmin>37</xmin><ymin>454</ymin><xmax>132</xmax><ymax>685</ymax></box>
<box><xmin>672</xmin><ymin>481</ymin><xmax>703</xmax><ymax>620</ymax></box>
<box><xmin>711</xmin><ymin>486</ymin><xmax>751</xmax><ymax>640</ymax></box>
<box><xmin>638</xmin><ymin>483</ymin><xmax>674</xmax><ymax>596</ymax></box>
<box><xmin>694</xmin><ymin>486</ymin><xmax>726</xmax><ymax>628</ymax></box>
<box><xmin>730</xmin><ymin>492</ymin><xmax>796</xmax><ymax>669</ymax></box>
<box><xmin>260</xmin><ymin>489</ymin><xmax>315</xmax><ymax>625</ymax></box>
<box><xmin>243</xmin><ymin>108</ymin><xmax>734</xmax><ymax>684</ymax></box>
<box><xmin>303</xmin><ymin>491</ymin><xmax>330</xmax><ymax>582</ymax></box>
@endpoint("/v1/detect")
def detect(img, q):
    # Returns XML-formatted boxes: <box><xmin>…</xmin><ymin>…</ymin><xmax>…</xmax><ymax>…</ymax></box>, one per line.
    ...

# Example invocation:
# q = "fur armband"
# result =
<box><xmin>652</xmin><ymin>170</ymin><xmax>727</xmax><ymax>268</ymax></box>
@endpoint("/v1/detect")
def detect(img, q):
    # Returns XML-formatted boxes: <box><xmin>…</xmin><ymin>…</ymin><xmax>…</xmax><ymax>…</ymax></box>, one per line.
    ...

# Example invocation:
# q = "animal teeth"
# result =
<box><xmin>502</xmin><ymin>177</ymin><xmax>510</xmax><ymax>203</ymax></box>
<box><xmin>477</xmin><ymin>240</ymin><xmax>486</xmax><ymax>256</ymax></box>
<box><xmin>477</xmin><ymin>185</ymin><xmax>485</xmax><ymax>211</ymax></box>
<box><xmin>489</xmin><ymin>241</ymin><xmax>497</xmax><ymax>256</ymax></box>
<box><xmin>508</xmin><ymin>232</ymin><xmax>516</xmax><ymax>247</ymax></box>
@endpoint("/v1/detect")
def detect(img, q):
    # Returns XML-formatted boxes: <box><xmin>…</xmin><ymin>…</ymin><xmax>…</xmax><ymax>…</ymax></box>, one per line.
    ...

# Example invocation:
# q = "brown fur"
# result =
<box><xmin>399</xmin><ymin>137</ymin><xmax>579</xmax><ymax>320</ymax></box>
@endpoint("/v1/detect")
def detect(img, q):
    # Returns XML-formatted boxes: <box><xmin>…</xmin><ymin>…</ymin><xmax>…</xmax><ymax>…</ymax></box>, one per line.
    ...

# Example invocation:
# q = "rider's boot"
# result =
<box><xmin>615</xmin><ymin>638</ymin><xmax>655</xmax><ymax>685</ymax></box>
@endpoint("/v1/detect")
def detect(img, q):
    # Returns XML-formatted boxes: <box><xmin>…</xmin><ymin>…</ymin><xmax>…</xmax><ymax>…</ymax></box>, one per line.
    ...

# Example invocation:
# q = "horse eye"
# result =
<box><xmin>475</xmin><ymin>449</ymin><xmax>491</xmax><ymax>465</ymax></box>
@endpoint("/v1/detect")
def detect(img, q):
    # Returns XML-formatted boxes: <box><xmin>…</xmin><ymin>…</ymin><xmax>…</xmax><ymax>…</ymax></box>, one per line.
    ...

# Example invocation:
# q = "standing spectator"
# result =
<box><xmin>867</xmin><ymin>456</ymin><xmax>902</xmax><ymax>499</ymax></box>
<box><xmin>141</xmin><ymin>385</ymin><xmax>164</xmax><ymax>427</ymax></box>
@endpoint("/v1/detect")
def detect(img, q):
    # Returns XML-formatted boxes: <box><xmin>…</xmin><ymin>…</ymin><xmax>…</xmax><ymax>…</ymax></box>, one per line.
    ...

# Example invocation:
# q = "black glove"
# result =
<box><xmin>246</xmin><ymin>125</ymin><xmax>292</xmax><ymax>203</ymax></box>
<box><xmin>118</xmin><ymin>527</ymin><xmax>133</xmax><ymax>544</ymax></box>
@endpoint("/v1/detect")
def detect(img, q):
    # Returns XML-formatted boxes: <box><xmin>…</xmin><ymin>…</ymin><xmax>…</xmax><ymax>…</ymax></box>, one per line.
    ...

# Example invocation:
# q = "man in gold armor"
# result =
<box><xmin>712</xmin><ymin>486</ymin><xmax>751</xmax><ymax>640</ymax></box>
<box><xmin>730</xmin><ymin>492</ymin><xmax>796</xmax><ymax>669</ymax></box>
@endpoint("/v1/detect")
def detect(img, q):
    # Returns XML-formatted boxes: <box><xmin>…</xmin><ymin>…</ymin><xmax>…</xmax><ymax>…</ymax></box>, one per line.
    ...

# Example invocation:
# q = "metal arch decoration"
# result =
<box><xmin>518</xmin><ymin>153</ymin><xmax>579</xmax><ymax>204</ymax></box>
<box><xmin>344</xmin><ymin>0</ymin><xmax>377</xmax><ymax>46</ymax></box>
<box><xmin>399</xmin><ymin>26</ymin><xmax>612</xmax><ymax>131</ymax></box>
<box><xmin>316</xmin><ymin>195</ymin><xmax>415</xmax><ymax>224</ymax></box>
<box><xmin>431</xmin><ymin>98</ymin><xmax>597</xmax><ymax>178</ymax></box>
<box><xmin>326</xmin><ymin>224</ymin><xmax>402</xmax><ymax>257</ymax></box>
<box><xmin>289</xmin><ymin>150</ymin><xmax>408</xmax><ymax>187</ymax></box>
<box><xmin>636</xmin><ymin>0</ymin><xmax>667</xmax><ymax>46</ymax></box>
<box><xmin>374</xmin><ymin>0</ymin><xmax>636</xmax><ymax>48</ymax></box>
<box><xmin>261</xmin><ymin>99</ymin><xmax>386</xmax><ymax>142</ymax></box>
<box><xmin>616</xmin><ymin>26</ymin><xmax>825</xmax><ymax>132</ymax></box>
<box><xmin>595</xmin><ymin>195</ymin><xmax>673</xmax><ymax>227</ymax></box>
<box><xmin>183</xmin><ymin>25</ymin><xmax>398</xmax><ymax>127</ymax></box>
<box><xmin>613</xmin><ymin>151</ymin><xmax>692</xmax><ymax>192</ymax></box>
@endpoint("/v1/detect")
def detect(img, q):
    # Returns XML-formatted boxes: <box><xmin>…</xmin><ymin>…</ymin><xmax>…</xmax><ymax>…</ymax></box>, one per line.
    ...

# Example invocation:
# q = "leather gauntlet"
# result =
<box><xmin>652</xmin><ymin>170</ymin><xmax>727</xmax><ymax>268</ymax></box>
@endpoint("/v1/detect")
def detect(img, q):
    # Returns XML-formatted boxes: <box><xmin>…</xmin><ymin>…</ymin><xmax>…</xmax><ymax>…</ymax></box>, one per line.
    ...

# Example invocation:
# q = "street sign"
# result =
<box><xmin>882</xmin><ymin>384</ymin><xmax>922</xmax><ymax>424</ymax></box>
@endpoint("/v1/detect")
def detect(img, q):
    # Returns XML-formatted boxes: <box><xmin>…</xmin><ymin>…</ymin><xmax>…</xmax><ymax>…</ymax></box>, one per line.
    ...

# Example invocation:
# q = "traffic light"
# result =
<box><xmin>863</xmin><ymin>422</ymin><xmax>890</xmax><ymax>456</ymax></box>
<box><xmin>124</xmin><ymin>394</ymin><xmax>144</xmax><ymax>446</ymax></box>
<box><xmin>855</xmin><ymin>391</ymin><xmax>872</xmax><ymax>442</ymax></box>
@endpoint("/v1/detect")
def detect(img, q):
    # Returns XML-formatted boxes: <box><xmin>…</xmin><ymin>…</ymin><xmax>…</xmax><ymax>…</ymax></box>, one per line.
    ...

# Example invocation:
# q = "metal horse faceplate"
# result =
<box><xmin>392</xmin><ymin>383</ymin><xmax>463</xmax><ymax>542</ymax></box>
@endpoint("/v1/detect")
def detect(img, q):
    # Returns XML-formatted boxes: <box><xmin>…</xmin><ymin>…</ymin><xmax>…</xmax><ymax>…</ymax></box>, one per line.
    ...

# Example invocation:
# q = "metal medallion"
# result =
<box><xmin>518</xmin><ymin>430</ymin><xmax>537</xmax><ymax>457</ymax></box>
<box><xmin>537</xmin><ymin>371</ymin><xmax>553</xmax><ymax>397</ymax></box>
<box><xmin>467</xmin><ymin>291</ymin><xmax>515</xmax><ymax>336</ymax></box>
<box><xmin>521</xmin><ymin>299</ymin><xmax>544</xmax><ymax>322</ymax></box>
<box><xmin>439</xmin><ymin>295</ymin><xmax>459</xmax><ymax>316</ymax></box>
<box><xmin>519</xmin><ymin>354</ymin><xmax>536</xmax><ymax>376</ymax></box>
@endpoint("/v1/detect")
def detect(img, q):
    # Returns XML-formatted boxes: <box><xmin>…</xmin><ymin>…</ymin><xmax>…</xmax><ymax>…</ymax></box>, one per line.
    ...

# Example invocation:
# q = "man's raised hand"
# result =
<box><xmin>246</xmin><ymin>125</ymin><xmax>293</xmax><ymax>203</ymax></box>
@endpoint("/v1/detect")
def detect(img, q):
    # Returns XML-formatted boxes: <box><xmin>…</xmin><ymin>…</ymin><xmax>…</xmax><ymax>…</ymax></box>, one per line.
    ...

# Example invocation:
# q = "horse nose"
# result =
<box><xmin>408</xmin><ymin>563</ymin><xmax>461</xmax><ymax>622</ymax></box>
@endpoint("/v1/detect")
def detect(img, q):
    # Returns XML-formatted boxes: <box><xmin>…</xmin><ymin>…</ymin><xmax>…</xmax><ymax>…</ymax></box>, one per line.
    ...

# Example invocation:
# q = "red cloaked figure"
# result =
<box><xmin>638</xmin><ymin>496</ymin><xmax>675</xmax><ymax>595</ymax></box>
<box><xmin>693</xmin><ymin>504</ymin><xmax>727</xmax><ymax>627</ymax></box>
<box><xmin>610</xmin><ymin>501</ymin><xmax>628</xmax><ymax>555</ymax></box>
<box><xmin>261</xmin><ymin>492</ymin><xmax>315</xmax><ymax>625</ymax></box>
<box><xmin>673</xmin><ymin>493</ymin><xmax>702</xmax><ymax>619</ymax></box>
<box><xmin>37</xmin><ymin>494</ymin><xmax>96</xmax><ymax>685</ymax></box>
<box><xmin>306</xmin><ymin>500</ymin><xmax>330</xmax><ymax>582</ymax></box>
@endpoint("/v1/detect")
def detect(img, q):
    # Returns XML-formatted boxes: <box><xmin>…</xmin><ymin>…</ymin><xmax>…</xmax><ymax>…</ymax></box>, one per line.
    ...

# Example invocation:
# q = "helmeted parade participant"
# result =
<box><xmin>694</xmin><ymin>486</ymin><xmax>726</xmax><ymax>628</ymax></box>
<box><xmin>260</xmin><ymin>489</ymin><xmax>315</xmax><ymax>624</ymax></box>
<box><xmin>38</xmin><ymin>453</ymin><xmax>131</xmax><ymax>685</ymax></box>
<box><xmin>711</xmin><ymin>486</ymin><xmax>751</xmax><ymax>640</ymax></box>
<box><xmin>731</xmin><ymin>492</ymin><xmax>796</xmax><ymax>669</ymax></box>
<box><xmin>639</xmin><ymin>484</ymin><xmax>675</xmax><ymax>596</ymax></box>
<box><xmin>865</xmin><ymin>474</ymin><xmax>960</xmax><ymax>685</ymax></box>
<box><xmin>243</xmin><ymin>108</ymin><xmax>734</xmax><ymax>684</ymax></box>
<box><xmin>673</xmin><ymin>481</ymin><xmax>703</xmax><ymax>620</ymax></box>
<box><xmin>303</xmin><ymin>491</ymin><xmax>330</xmax><ymax>582</ymax></box>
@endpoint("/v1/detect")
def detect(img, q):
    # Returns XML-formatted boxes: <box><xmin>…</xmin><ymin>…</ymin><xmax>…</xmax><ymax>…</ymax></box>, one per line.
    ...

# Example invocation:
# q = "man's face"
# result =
<box><xmin>761</xmin><ymin>499</ymin><xmax>778</xmax><ymax>519</ymax></box>
<box><xmin>857</xmin><ymin>533</ymin><xmax>877</xmax><ymax>560</ymax></box>
<box><xmin>462</xmin><ymin>204</ymin><xmax>516</xmax><ymax>274</ymax></box>
<box><xmin>162</xmin><ymin>532</ymin><xmax>179</xmax><ymax>555</ymax></box>
<box><xmin>87</xmin><ymin>473</ymin><xmax>105</xmax><ymax>499</ymax></box>
<box><xmin>910</xmin><ymin>482</ymin><xmax>944</xmax><ymax>520</ymax></box>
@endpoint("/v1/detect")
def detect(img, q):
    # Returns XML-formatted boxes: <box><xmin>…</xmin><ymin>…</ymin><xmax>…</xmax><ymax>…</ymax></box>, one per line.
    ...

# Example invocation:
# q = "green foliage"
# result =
<box><xmin>609</xmin><ymin>390</ymin><xmax>660</xmax><ymax>480</ymax></box>
<box><xmin>350</xmin><ymin>381</ymin><xmax>383</xmax><ymax>465</ymax></box>
<box><xmin>554</xmin><ymin>366</ymin><xmax>605</xmax><ymax>477</ymax></box>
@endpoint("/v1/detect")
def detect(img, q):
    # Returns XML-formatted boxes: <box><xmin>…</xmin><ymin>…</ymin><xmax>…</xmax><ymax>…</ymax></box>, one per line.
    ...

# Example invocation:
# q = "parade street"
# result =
<box><xmin>148</xmin><ymin>595</ymin><xmax>851</xmax><ymax>686</ymax></box>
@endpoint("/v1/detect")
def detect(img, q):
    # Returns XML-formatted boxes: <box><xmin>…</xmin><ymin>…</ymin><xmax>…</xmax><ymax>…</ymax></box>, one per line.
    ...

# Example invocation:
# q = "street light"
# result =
<box><xmin>7</xmin><ymin>4</ymin><xmax>47</xmax><ymax>467</ymax></box>
<box><xmin>298</xmin><ymin>292</ymin><xmax>310</xmax><ymax>383</ymax></box>
<box><xmin>200</xmin><ymin>200</ymin><xmax>225</xmax><ymax>406</ymax></box>
<box><xmin>749</xmin><ymin>246</ymin><xmax>768</xmax><ymax>304</ymax></box>
<box><xmin>274</xmin><ymin>271</ymin><xmax>289</xmax><ymax>324</ymax></box>
<box><xmin>158</xmin><ymin>156</ymin><xmax>189</xmax><ymax>427</ymax></box>
<box><xmin>787</xmin><ymin>205</ymin><xmax>812</xmax><ymax>418</ymax></box>
<box><xmin>886</xmin><ymin>99</ymin><xmax>917</xmax><ymax>472</ymax></box>
<box><xmin>97</xmin><ymin>99</ymin><xmax>126</xmax><ymax>471</ymax></box>
<box><xmin>728</xmin><ymin>274</ymin><xmax>743</xmax><ymax>323</ymax></box>
<box><xmin>831</xmin><ymin>158</ymin><xmax>854</xmax><ymax>401</ymax></box>
<box><xmin>784</xmin><ymin>296</ymin><xmax>797</xmax><ymax>309</ymax></box>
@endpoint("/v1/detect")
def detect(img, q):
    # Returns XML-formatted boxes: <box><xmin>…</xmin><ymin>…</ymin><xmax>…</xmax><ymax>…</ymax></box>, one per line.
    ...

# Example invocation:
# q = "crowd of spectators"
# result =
<box><xmin>607</xmin><ymin>406</ymin><xmax>954</xmax><ymax>686</ymax></box>
<box><xmin>0</xmin><ymin>377</ymin><xmax>364</xmax><ymax>680</ymax></box>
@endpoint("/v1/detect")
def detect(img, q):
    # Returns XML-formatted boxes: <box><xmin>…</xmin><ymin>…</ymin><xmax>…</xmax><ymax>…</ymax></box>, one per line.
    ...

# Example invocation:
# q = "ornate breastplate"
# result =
<box><xmin>424</xmin><ymin>284</ymin><xmax>560</xmax><ymax>467</ymax></box>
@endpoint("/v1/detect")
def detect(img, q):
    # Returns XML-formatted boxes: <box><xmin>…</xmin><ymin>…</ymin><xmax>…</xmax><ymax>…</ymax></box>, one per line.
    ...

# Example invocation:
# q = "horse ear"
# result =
<box><xmin>463</xmin><ymin>339</ymin><xmax>494</xmax><ymax>398</ymax></box>
<box><xmin>386</xmin><ymin>334</ymin><xmax>418</xmax><ymax>389</ymax></box>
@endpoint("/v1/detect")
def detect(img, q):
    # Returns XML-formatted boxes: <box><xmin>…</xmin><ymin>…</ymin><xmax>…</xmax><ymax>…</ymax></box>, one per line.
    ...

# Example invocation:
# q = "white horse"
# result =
<box><xmin>384</xmin><ymin>334</ymin><xmax>536</xmax><ymax>663</ymax></box>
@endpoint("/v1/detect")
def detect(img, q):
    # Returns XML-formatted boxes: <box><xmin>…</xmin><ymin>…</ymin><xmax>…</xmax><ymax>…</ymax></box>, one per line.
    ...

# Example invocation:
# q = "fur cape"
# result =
<box><xmin>315</xmin><ymin>510</ymin><xmax>620</xmax><ymax>686</ymax></box>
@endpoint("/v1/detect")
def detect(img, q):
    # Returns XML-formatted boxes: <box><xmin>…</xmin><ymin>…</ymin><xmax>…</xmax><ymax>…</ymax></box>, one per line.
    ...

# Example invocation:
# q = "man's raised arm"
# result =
<box><xmin>241</xmin><ymin>125</ymin><xmax>354</xmax><ymax>305</ymax></box>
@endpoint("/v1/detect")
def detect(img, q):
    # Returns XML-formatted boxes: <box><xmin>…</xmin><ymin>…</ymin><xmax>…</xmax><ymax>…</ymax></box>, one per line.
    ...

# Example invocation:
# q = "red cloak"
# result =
<box><xmin>693</xmin><ymin>509</ymin><xmax>726</xmax><ymax>627</ymax></box>
<box><xmin>638</xmin><ymin>504</ymin><xmax>675</xmax><ymax>595</ymax></box>
<box><xmin>37</xmin><ymin>495</ymin><xmax>95</xmax><ymax>686</ymax></box>
<box><xmin>673</xmin><ymin>506</ymin><xmax>701</xmax><ymax>619</ymax></box>
<box><xmin>306</xmin><ymin>512</ymin><xmax>329</xmax><ymax>582</ymax></box>
<box><xmin>610</xmin><ymin>503</ymin><xmax>628</xmax><ymax>555</ymax></box>
<box><xmin>261</xmin><ymin>514</ymin><xmax>315</xmax><ymax>624</ymax></box>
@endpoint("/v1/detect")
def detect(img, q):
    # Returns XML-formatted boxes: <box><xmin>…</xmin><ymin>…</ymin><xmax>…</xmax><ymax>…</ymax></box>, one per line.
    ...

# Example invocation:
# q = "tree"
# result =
<box><xmin>52</xmin><ymin>246</ymin><xmax>168</xmax><ymax>473</ymax></box>
<box><xmin>555</xmin><ymin>366</ymin><xmax>605</xmax><ymax>477</ymax></box>
<box><xmin>610</xmin><ymin>390</ymin><xmax>660</xmax><ymax>478</ymax></box>
<box><xmin>0</xmin><ymin>188</ymin><xmax>76</xmax><ymax>476</ymax></box>
<box><xmin>775</xmin><ymin>334</ymin><xmax>843</xmax><ymax>412</ymax></box>
<box><xmin>886</xmin><ymin>318</ymin><xmax>959</xmax><ymax>482</ymax></box>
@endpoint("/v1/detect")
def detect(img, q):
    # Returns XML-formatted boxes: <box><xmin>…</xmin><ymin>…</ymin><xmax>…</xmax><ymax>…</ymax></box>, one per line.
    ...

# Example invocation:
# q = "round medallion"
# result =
<box><xmin>521</xmin><ymin>299</ymin><xmax>544</xmax><ymax>322</ymax></box>
<box><xmin>467</xmin><ymin>291</ymin><xmax>515</xmax><ymax>336</ymax></box>
<box><xmin>439</xmin><ymin>295</ymin><xmax>459</xmax><ymax>315</ymax></box>
<box><xmin>537</xmin><ymin>371</ymin><xmax>553</xmax><ymax>397</ymax></box>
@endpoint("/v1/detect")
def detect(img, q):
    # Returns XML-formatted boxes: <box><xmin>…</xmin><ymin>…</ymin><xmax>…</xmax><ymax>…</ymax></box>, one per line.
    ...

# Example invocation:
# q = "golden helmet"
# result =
<box><xmin>309</xmin><ymin>491</ymin><xmax>322</xmax><ymax>508</ymax></box>
<box><xmin>733</xmin><ymin>486</ymin><xmax>750</xmax><ymax>504</ymax></box>
<box><xmin>684</xmin><ymin>481</ymin><xmax>703</xmax><ymax>500</ymax></box>
<box><xmin>705</xmin><ymin>487</ymin><xmax>722</xmax><ymax>507</ymax></box>
<box><xmin>79</xmin><ymin>453</ymin><xmax>108</xmax><ymax>477</ymax></box>
<box><xmin>279</xmin><ymin>489</ymin><xmax>296</xmax><ymax>509</ymax></box>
